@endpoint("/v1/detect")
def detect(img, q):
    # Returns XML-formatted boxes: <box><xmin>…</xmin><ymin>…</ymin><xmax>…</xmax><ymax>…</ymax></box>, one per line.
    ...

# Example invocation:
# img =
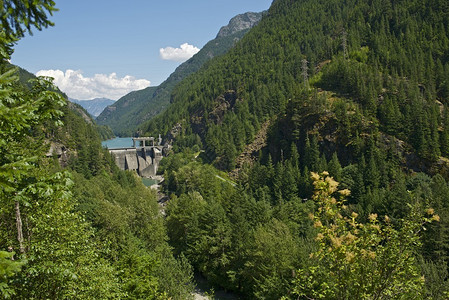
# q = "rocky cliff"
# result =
<box><xmin>216</xmin><ymin>12</ymin><xmax>264</xmax><ymax>38</ymax></box>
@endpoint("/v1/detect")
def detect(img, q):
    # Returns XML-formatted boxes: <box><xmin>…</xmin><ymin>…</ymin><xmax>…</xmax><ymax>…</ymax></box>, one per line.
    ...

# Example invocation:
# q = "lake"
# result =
<box><xmin>102</xmin><ymin>137</ymin><xmax>134</xmax><ymax>149</ymax></box>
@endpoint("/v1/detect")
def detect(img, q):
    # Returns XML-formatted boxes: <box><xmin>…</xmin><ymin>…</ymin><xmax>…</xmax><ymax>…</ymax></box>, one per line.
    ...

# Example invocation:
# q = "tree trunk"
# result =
<box><xmin>15</xmin><ymin>201</ymin><xmax>25</xmax><ymax>254</ymax></box>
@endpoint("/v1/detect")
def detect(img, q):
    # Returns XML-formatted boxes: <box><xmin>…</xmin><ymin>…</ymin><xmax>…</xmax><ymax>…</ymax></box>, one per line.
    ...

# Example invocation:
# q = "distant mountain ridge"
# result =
<box><xmin>96</xmin><ymin>11</ymin><xmax>264</xmax><ymax>136</ymax></box>
<box><xmin>69</xmin><ymin>97</ymin><xmax>115</xmax><ymax>117</ymax></box>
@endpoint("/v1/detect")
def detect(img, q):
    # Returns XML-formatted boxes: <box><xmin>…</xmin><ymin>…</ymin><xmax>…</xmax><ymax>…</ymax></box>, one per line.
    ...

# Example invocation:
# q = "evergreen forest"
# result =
<box><xmin>2</xmin><ymin>0</ymin><xmax>449</xmax><ymax>299</ymax></box>
<box><xmin>96</xmin><ymin>11</ymin><xmax>263</xmax><ymax>137</ymax></box>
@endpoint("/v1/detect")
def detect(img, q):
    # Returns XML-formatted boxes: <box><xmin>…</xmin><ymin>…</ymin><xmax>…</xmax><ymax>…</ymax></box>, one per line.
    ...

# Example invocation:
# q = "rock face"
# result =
<box><xmin>190</xmin><ymin>90</ymin><xmax>240</xmax><ymax>137</ymax></box>
<box><xmin>229</xmin><ymin>120</ymin><xmax>271</xmax><ymax>180</ymax></box>
<box><xmin>45</xmin><ymin>142</ymin><xmax>70</xmax><ymax>167</ymax></box>
<box><xmin>209</xmin><ymin>90</ymin><xmax>239</xmax><ymax>125</ymax></box>
<box><xmin>216</xmin><ymin>12</ymin><xmax>264</xmax><ymax>38</ymax></box>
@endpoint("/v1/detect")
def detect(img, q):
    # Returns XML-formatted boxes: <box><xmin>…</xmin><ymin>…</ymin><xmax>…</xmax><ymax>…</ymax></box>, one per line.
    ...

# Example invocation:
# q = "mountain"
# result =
<box><xmin>96</xmin><ymin>86</ymin><xmax>158</xmax><ymax>136</ymax></box>
<box><xmin>5</xmin><ymin>0</ymin><xmax>449</xmax><ymax>298</ymax></box>
<box><xmin>144</xmin><ymin>1</ymin><xmax>449</xmax><ymax>297</ymax></box>
<box><xmin>216</xmin><ymin>11</ymin><xmax>263</xmax><ymax>38</ymax></box>
<box><xmin>69</xmin><ymin>97</ymin><xmax>115</xmax><ymax>117</ymax></box>
<box><xmin>96</xmin><ymin>11</ymin><xmax>264</xmax><ymax>137</ymax></box>
<box><xmin>146</xmin><ymin>0</ymin><xmax>449</xmax><ymax>173</ymax></box>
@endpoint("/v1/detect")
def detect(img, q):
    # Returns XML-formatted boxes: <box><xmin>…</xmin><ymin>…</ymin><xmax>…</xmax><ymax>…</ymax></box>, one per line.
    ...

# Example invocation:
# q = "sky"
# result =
<box><xmin>11</xmin><ymin>0</ymin><xmax>273</xmax><ymax>100</ymax></box>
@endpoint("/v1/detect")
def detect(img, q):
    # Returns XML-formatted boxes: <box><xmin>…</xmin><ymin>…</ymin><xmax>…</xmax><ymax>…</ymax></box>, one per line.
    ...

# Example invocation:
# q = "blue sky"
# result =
<box><xmin>11</xmin><ymin>0</ymin><xmax>273</xmax><ymax>100</ymax></box>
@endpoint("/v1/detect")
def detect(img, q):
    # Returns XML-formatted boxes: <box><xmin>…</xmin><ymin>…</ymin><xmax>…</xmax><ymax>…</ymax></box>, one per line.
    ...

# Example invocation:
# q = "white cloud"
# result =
<box><xmin>35</xmin><ymin>69</ymin><xmax>151</xmax><ymax>100</ymax></box>
<box><xmin>159</xmin><ymin>43</ymin><xmax>200</xmax><ymax>62</ymax></box>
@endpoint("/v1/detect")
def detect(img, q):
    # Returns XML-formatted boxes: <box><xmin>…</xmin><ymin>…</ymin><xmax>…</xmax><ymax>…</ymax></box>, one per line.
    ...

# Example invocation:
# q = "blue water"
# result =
<box><xmin>102</xmin><ymin>137</ymin><xmax>134</xmax><ymax>149</ymax></box>
<box><xmin>142</xmin><ymin>178</ymin><xmax>159</xmax><ymax>187</ymax></box>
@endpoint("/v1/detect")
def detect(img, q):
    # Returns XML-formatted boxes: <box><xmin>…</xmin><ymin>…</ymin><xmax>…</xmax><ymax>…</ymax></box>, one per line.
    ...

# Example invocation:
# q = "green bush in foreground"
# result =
<box><xmin>288</xmin><ymin>172</ymin><xmax>440</xmax><ymax>300</ymax></box>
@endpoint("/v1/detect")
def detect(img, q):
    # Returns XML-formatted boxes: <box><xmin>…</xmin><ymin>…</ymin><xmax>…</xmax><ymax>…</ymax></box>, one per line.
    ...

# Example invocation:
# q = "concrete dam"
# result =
<box><xmin>108</xmin><ymin>137</ymin><xmax>165</xmax><ymax>177</ymax></box>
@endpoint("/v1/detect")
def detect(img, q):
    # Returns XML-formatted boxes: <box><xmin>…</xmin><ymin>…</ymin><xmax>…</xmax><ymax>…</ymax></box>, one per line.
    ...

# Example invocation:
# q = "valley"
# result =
<box><xmin>2</xmin><ymin>0</ymin><xmax>449</xmax><ymax>299</ymax></box>
<box><xmin>70</xmin><ymin>97</ymin><xmax>115</xmax><ymax>117</ymax></box>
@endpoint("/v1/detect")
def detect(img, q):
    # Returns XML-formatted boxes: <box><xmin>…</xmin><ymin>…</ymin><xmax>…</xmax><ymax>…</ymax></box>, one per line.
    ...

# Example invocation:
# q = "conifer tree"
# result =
<box><xmin>328</xmin><ymin>152</ymin><xmax>342</xmax><ymax>182</ymax></box>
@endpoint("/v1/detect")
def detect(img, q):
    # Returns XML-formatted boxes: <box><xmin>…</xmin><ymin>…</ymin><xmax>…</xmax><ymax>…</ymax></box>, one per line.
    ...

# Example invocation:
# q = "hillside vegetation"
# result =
<box><xmin>96</xmin><ymin>12</ymin><xmax>264</xmax><ymax>137</ymax></box>
<box><xmin>0</xmin><ymin>67</ymin><xmax>193</xmax><ymax>299</ymax></box>
<box><xmin>146</xmin><ymin>0</ymin><xmax>449</xmax><ymax>298</ymax></box>
<box><xmin>0</xmin><ymin>3</ymin><xmax>192</xmax><ymax>298</ymax></box>
<box><xmin>145</xmin><ymin>0</ymin><xmax>449</xmax><ymax>170</ymax></box>
<box><xmin>3</xmin><ymin>0</ymin><xmax>449</xmax><ymax>299</ymax></box>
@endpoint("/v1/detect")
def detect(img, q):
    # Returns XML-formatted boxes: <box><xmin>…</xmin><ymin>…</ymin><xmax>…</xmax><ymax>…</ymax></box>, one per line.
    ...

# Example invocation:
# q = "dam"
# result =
<box><xmin>107</xmin><ymin>137</ymin><xmax>164</xmax><ymax>177</ymax></box>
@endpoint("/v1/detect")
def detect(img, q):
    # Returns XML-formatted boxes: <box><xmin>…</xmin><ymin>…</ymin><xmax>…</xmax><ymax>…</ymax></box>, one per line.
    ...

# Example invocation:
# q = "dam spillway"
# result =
<box><xmin>107</xmin><ymin>137</ymin><xmax>164</xmax><ymax>177</ymax></box>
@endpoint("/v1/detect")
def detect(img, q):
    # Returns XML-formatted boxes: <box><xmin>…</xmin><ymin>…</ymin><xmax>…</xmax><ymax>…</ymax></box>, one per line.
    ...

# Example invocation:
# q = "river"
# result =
<box><xmin>103</xmin><ymin>140</ymin><xmax>237</xmax><ymax>298</ymax></box>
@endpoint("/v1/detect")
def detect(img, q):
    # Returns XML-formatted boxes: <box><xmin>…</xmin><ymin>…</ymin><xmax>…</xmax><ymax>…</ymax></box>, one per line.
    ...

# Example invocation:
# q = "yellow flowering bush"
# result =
<box><xmin>288</xmin><ymin>172</ymin><xmax>439</xmax><ymax>299</ymax></box>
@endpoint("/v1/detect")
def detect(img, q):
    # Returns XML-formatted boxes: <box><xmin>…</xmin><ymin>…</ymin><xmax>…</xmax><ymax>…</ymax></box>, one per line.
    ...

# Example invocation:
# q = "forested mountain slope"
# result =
<box><xmin>96</xmin><ymin>12</ymin><xmax>264</xmax><ymax>137</ymax></box>
<box><xmin>4</xmin><ymin>0</ymin><xmax>449</xmax><ymax>299</ymax></box>
<box><xmin>145</xmin><ymin>0</ymin><xmax>449</xmax><ymax>172</ymax></box>
<box><xmin>147</xmin><ymin>0</ymin><xmax>449</xmax><ymax>298</ymax></box>
<box><xmin>0</xmin><ymin>5</ymin><xmax>193</xmax><ymax>296</ymax></box>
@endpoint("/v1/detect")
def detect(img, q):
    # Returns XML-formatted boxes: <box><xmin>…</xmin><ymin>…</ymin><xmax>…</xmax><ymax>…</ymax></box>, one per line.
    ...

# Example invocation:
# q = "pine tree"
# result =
<box><xmin>365</xmin><ymin>151</ymin><xmax>381</xmax><ymax>189</ymax></box>
<box><xmin>303</xmin><ymin>134</ymin><xmax>320</xmax><ymax>171</ymax></box>
<box><xmin>328</xmin><ymin>152</ymin><xmax>343</xmax><ymax>182</ymax></box>
<box><xmin>440</xmin><ymin>108</ymin><xmax>449</xmax><ymax>157</ymax></box>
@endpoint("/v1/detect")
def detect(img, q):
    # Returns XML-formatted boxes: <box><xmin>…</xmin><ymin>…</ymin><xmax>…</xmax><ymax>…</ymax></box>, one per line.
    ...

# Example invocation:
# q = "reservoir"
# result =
<box><xmin>102</xmin><ymin>137</ymin><xmax>134</xmax><ymax>149</ymax></box>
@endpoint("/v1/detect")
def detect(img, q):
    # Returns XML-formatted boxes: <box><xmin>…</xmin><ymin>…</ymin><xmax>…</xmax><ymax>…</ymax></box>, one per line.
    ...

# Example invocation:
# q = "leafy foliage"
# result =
<box><xmin>0</xmin><ymin>1</ymin><xmax>194</xmax><ymax>298</ymax></box>
<box><xmin>163</xmin><ymin>152</ymin><xmax>312</xmax><ymax>298</ymax></box>
<box><xmin>0</xmin><ymin>251</ymin><xmax>23</xmax><ymax>298</ymax></box>
<box><xmin>0</xmin><ymin>0</ymin><xmax>57</xmax><ymax>39</ymax></box>
<box><xmin>4</xmin><ymin>0</ymin><xmax>449</xmax><ymax>298</ymax></box>
<box><xmin>289</xmin><ymin>172</ymin><xmax>438</xmax><ymax>299</ymax></box>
